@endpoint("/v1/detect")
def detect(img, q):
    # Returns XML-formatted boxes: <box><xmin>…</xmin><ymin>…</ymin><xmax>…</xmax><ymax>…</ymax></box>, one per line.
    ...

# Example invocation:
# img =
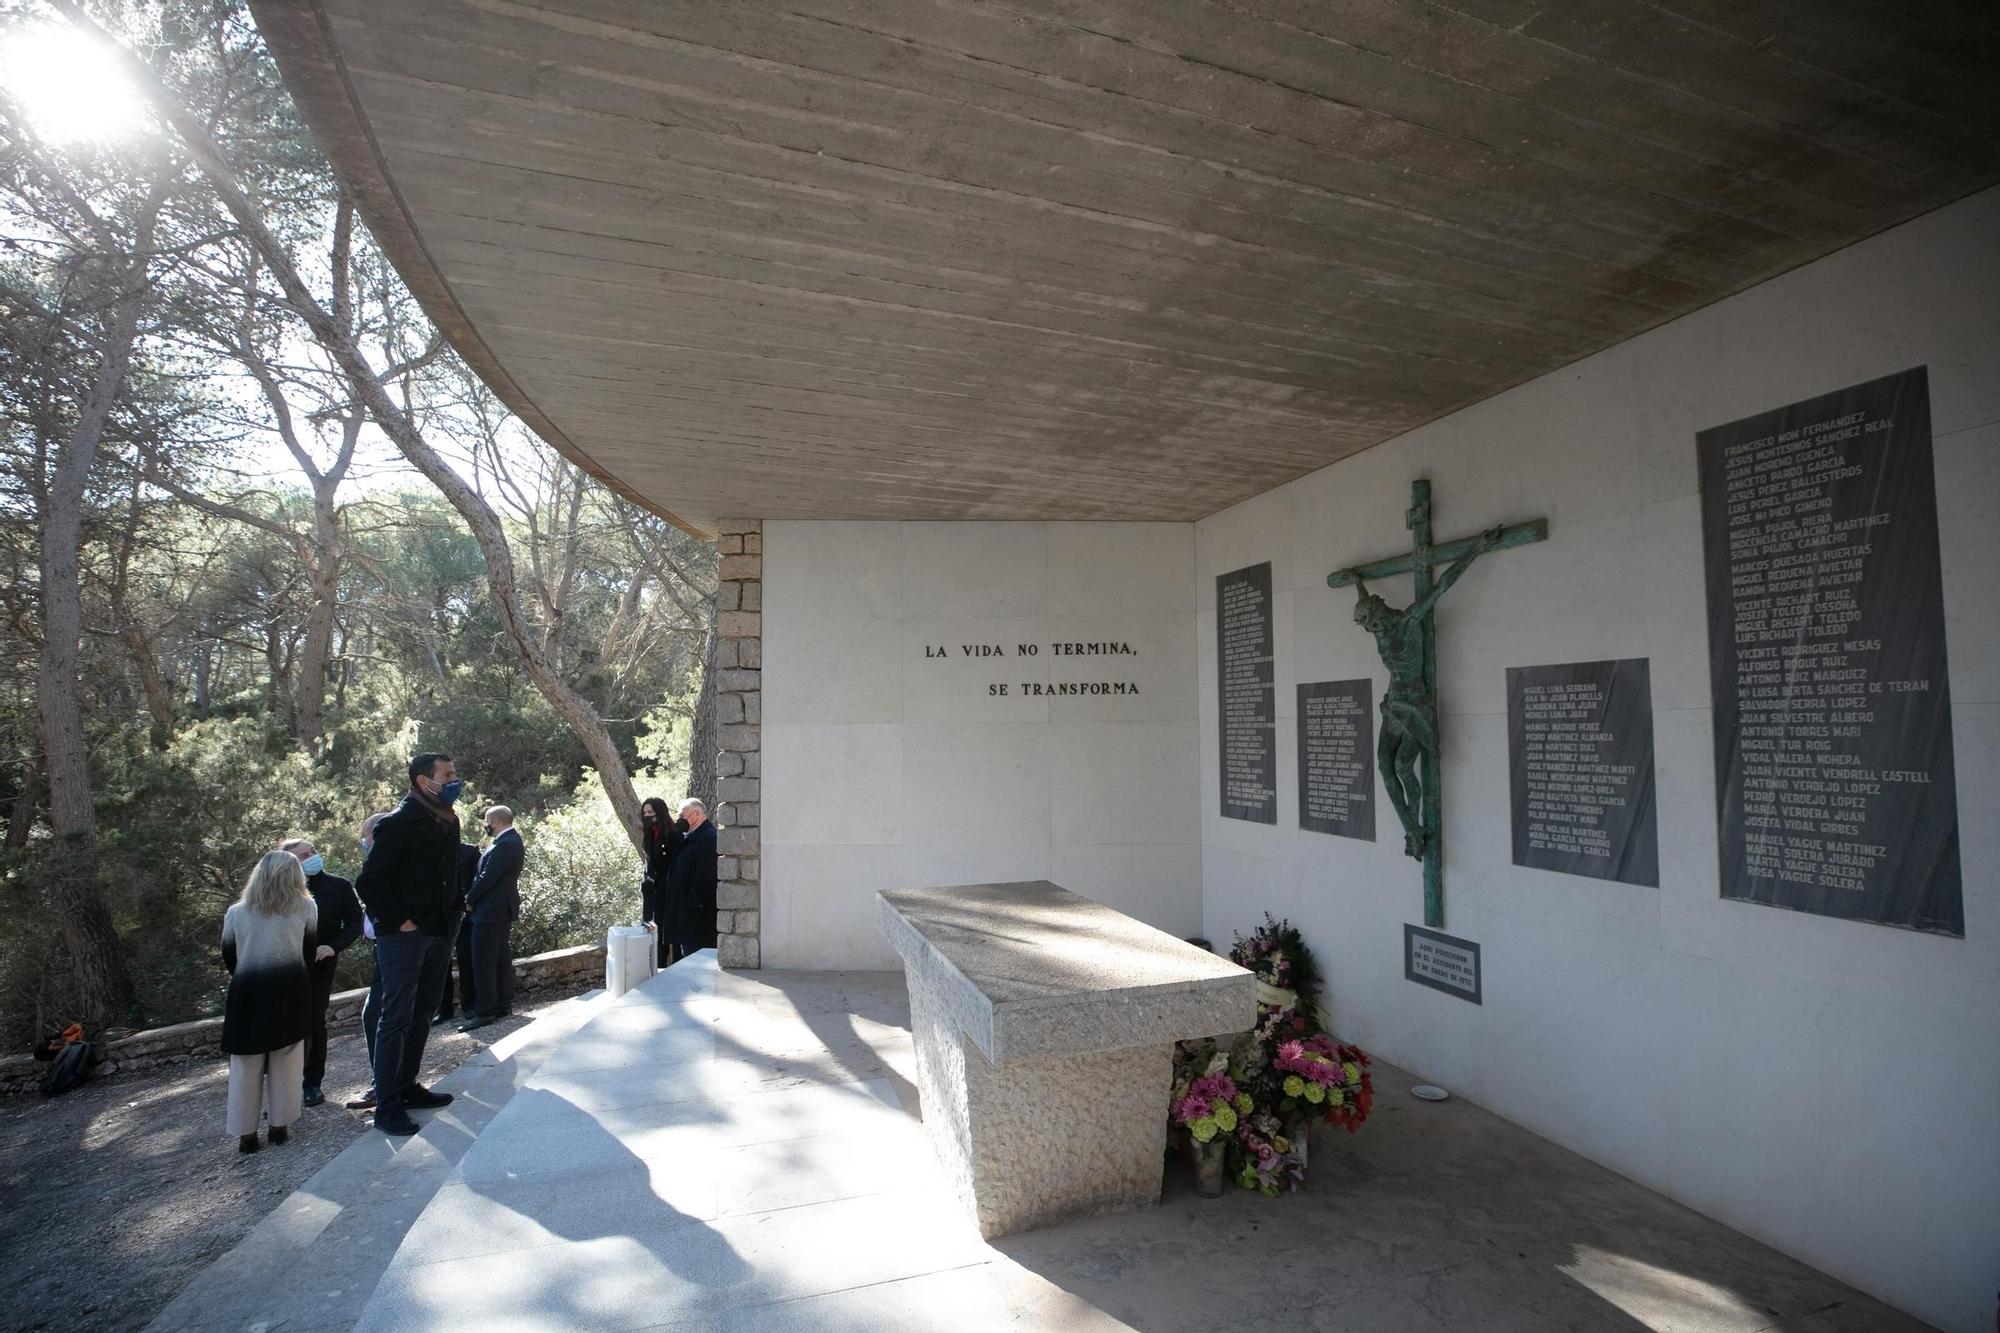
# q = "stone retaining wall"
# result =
<box><xmin>0</xmin><ymin>943</ymin><xmax>606</xmax><ymax>1096</ymax></box>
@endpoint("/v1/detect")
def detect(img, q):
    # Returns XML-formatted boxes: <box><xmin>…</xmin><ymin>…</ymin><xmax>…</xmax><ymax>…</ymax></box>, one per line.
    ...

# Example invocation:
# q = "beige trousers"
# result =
<box><xmin>226</xmin><ymin>1041</ymin><xmax>305</xmax><ymax>1137</ymax></box>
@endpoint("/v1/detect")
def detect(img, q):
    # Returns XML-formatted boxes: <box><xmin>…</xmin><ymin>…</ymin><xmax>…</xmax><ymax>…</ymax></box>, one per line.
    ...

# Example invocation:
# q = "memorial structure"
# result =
<box><xmin>1326</xmin><ymin>484</ymin><xmax>1546</xmax><ymax>926</ymax></box>
<box><xmin>252</xmin><ymin>4</ymin><xmax>1999</xmax><ymax>1324</ymax></box>
<box><xmin>1506</xmin><ymin>657</ymin><xmax>1659</xmax><ymax>888</ymax></box>
<box><xmin>879</xmin><ymin>882</ymin><xmax>1253</xmax><ymax>1238</ymax></box>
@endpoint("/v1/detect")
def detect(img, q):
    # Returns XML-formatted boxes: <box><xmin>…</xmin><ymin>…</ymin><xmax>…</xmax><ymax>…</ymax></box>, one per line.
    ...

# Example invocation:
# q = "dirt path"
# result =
<box><xmin>0</xmin><ymin>991</ymin><xmax>586</xmax><ymax>1333</ymax></box>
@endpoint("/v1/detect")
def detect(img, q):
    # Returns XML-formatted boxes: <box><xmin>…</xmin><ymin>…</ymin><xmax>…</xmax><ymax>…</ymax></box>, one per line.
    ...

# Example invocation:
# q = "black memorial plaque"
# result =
<box><xmin>1297</xmin><ymin>679</ymin><xmax>1374</xmax><ymax>839</ymax></box>
<box><xmin>1698</xmin><ymin>366</ymin><xmax>1961</xmax><ymax>934</ymax></box>
<box><xmin>1507</xmin><ymin>658</ymin><xmax>1659</xmax><ymax>886</ymax></box>
<box><xmin>1217</xmin><ymin>562</ymin><xmax>1277</xmax><ymax>823</ymax></box>
<box><xmin>1404</xmin><ymin>924</ymin><xmax>1481</xmax><ymax>1004</ymax></box>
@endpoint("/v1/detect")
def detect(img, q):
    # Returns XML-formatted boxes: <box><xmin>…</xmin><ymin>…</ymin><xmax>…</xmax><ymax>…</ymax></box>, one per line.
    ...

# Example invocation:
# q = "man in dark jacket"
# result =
<box><xmin>668</xmin><ymin>799</ymin><xmax>719</xmax><ymax>960</ymax></box>
<box><xmin>460</xmin><ymin>805</ymin><xmax>525</xmax><ymax>1032</ymax></box>
<box><xmin>281</xmin><ymin>838</ymin><xmax>366</xmax><ymax>1107</ymax></box>
<box><xmin>354</xmin><ymin>751</ymin><xmax>464</xmax><ymax>1136</ymax></box>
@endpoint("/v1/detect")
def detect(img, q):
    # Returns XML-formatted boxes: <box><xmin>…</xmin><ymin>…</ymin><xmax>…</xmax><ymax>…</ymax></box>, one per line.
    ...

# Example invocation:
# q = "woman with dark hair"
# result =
<box><xmin>638</xmin><ymin>797</ymin><xmax>685</xmax><ymax>966</ymax></box>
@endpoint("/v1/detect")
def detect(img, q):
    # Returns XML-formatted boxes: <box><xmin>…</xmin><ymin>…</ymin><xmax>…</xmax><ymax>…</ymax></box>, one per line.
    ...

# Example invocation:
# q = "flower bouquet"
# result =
<box><xmin>1229</xmin><ymin>914</ymin><xmax>1324</xmax><ymax>1025</ymax></box>
<box><xmin>1169</xmin><ymin>1042</ymin><xmax>1248</xmax><ymax>1197</ymax></box>
<box><xmin>1234</xmin><ymin>1109</ymin><xmax>1305</xmax><ymax>1196</ymax></box>
<box><xmin>1165</xmin><ymin>919</ymin><xmax>1375</xmax><ymax>1198</ymax></box>
<box><xmin>1230</xmin><ymin>919</ymin><xmax>1375</xmax><ymax>1178</ymax></box>
<box><xmin>1273</xmin><ymin>1033</ymin><xmax>1374</xmax><ymax>1134</ymax></box>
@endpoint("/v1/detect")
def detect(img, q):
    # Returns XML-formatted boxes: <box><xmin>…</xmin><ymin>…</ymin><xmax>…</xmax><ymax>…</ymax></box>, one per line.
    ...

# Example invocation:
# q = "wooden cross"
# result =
<box><xmin>1326</xmin><ymin>480</ymin><xmax>1547</xmax><ymax>928</ymax></box>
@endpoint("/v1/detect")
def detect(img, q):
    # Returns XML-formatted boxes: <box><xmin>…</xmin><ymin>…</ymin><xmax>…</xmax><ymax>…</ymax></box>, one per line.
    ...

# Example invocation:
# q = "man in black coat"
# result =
<box><xmin>668</xmin><ymin>798</ymin><xmax>718</xmax><ymax>960</ymax></box>
<box><xmin>460</xmin><ymin>805</ymin><xmax>525</xmax><ymax>1031</ymax></box>
<box><xmin>354</xmin><ymin>751</ymin><xmax>465</xmax><ymax>1136</ymax></box>
<box><xmin>281</xmin><ymin>837</ymin><xmax>367</xmax><ymax>1107</ymax></box>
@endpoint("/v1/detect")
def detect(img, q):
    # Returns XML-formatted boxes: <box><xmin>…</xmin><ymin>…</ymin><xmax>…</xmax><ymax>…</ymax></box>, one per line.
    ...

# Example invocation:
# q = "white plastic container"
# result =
<box><xmin>605</xmin><ymin>924</ymin><xmax>656</xmax><ymax>998</ymax></box>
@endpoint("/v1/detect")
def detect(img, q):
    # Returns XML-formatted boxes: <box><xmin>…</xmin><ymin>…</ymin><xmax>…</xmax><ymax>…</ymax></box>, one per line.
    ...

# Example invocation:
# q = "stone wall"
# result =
<box><xmin>713</xmin><ymin>517</ymin><xmax>763</xmax><ymax>969</ymax></box>
<box><xmin>0</xmin><ymin>942</ymin><xmax>606</xmax><ymax>1096</ymax></box>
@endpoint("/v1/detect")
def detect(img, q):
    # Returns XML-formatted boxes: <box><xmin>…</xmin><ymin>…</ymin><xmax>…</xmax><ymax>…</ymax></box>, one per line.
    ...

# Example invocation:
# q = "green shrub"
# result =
<box><xmin>510</xmin><ymin>779</ymin><xmax>643</xmax><ymax>958</ymax></box>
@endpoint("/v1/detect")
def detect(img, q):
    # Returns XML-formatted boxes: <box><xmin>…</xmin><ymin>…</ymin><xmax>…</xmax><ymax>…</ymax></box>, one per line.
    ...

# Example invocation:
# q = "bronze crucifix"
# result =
<box><xmin>1327</xmin><ymin>480</ymin><xmax>1547</xmax><ymax>928</ymax></box>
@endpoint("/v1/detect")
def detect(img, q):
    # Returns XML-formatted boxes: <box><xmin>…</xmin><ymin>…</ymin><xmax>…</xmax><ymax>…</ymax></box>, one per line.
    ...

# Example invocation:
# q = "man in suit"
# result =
<box><xmin>668</xmin><ymin>798</ymin><xmax>718</xmax><ymax>960</ymax></box>
<box><xmin>460</xmin><ymin>806</ymin><xmax>524</xmax><ymax>1032</ymax></box>
<box><xmin>354</xmin><ymin>751</ymin><xmax>464</xmax><ymax>1137</ymax></box>
<box><xmin>281</xmin><ymin>837</ymin><xmax>366</xmax><ymax>1107</ymax></box>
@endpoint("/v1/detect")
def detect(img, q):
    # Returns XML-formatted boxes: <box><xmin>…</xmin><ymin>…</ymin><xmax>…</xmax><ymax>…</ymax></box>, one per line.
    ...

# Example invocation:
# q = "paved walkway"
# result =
<box><xmin>146</xmin><ymin>989</ymin><xmax>611</xmax><ymax>1333</ymax></box>
<box><xmin>348</xmin><ymin>956</ymin><xmax>1926</xmax><ymax>1332</ymax></box>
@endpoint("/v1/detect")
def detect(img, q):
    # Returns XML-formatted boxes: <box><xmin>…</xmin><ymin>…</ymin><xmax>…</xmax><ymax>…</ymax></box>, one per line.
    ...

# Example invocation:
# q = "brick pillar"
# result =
<box><xmin>713</xmin><ymin>519</ymin><xmax>762</xmax><ymax>969</ymax></box>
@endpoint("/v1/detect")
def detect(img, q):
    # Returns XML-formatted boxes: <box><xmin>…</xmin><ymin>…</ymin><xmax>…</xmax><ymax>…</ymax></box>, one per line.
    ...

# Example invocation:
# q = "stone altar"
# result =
<box><xmin>878</xmin><ymin>881</ymin><xmax>1254</xmax><ymax>1238</ymax></box>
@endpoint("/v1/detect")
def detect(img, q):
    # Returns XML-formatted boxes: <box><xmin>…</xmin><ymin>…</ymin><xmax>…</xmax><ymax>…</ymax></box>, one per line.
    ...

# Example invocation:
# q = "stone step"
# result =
<box><xmin>143</xmin><ymin>988</ymin><xmax>612</xmax><ymax>1333</ymax></box>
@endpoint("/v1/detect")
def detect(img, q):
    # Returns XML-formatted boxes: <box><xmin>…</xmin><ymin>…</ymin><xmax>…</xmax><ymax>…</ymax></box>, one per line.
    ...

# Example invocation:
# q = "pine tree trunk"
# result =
<box><xmin>264</xmin><ymin>618</ymin><xmax>293</xmax><ymax>724</ymax></box>
<box><xmin>193</xmin><ymin>644</ymin><xmax>212</xmax><ymax>711</ymax></box>
<box><xmin>5</xmin><ymin>755</ymin><xmax>40</xmax><ymax>849</ymax></box>
<box><xmin>36</xmin><ymin>256</ymin><xmax>145</xmax><ymax>1028</ymax></box>
<box><xmin>687</xmin><ymin>612</ymin><xmax>719</xmax><ymax>807</ymax></box>
<box><xmin>333</xmin><ymin>620</ymin><xmax>352</xmax><ymax>711</ymax></box>
<box><xmin>293</xmin><ymin>493</ymin><xmax>340</xmax><ymax>745</ymax></box>
<box><xmin>120</xmin><ymin>626</ymin><xmax>175</xmax><ymax>750</ymax></box>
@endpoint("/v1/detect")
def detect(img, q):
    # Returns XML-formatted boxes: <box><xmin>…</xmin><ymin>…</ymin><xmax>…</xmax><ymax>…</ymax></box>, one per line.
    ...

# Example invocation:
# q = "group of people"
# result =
<box><xmin>217</xmin><ymin>752</ymin><xmax>524</xmax><ymax>1151</ymax></box>
<box><xmin>638</xmin><ymin>795</ymin><xmax>719</xmax><ymax>964</ymax></box>
<box><xmin>216</xmin><ymin>752</ymin><xmax>720</xmax><ymax>1152</ymax></box>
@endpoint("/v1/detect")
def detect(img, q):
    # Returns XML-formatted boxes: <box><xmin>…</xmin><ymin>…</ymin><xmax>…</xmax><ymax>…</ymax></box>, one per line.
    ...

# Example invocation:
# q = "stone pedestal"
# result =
<box><xmin>879</xmin><ymin>881</ymin><xmax>1254</xmax><ymax>1238</ymax></box>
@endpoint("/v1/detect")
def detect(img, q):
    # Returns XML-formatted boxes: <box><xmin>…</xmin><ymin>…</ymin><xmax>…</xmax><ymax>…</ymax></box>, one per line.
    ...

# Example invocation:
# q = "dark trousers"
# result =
<box><xmin>674</xmin><ymin>903</ymin><xmax>716</xmax><ymax>960</ymax></box>
<box><xmin>303</xmin><ymin>954</ymin><xmax>339</xmax><ymax>1088</ymax></box>
<box><xmin>433</xmin><ymin>913</ymin><xmax>471</xmax><ymax>1019</ymax></box>
<box><xmin>362</xmin><ymin>940</ymin><xmax>381</xmax><ymax>1068</ymax></box>
<box><xmin>468</xmin><ymin>917</ymin><xmax>515</xmax><ymax>1019</ymax></box>
<box><xmin>371</xmin><ymin>928</ymin><xmax>451</xmax><ymax>1119</ymax></box>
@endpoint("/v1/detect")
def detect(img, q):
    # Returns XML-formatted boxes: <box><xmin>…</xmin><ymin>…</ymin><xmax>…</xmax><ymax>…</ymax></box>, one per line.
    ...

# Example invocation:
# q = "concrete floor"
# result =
<box><xmin>144</xmin><ymin>989</ymin><xmax>613</xmax><ymax>1333</ymax></box>
<box><xmin>346</xmin><ymin>958</ymin><xmax>1928</xmax><ymax>1332</ymax></box>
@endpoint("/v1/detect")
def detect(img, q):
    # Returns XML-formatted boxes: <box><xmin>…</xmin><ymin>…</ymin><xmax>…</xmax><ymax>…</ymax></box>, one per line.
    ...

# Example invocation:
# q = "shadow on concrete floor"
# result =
<box><xmin>991</xmin><ymin>1058</ymin><xmax>1930</xmax><ymax>1332</ymax></box>
<box><xmin>275</xmin><ymin>962</ymin><xmax>1937</xmax><ymax>1333</ymax></box>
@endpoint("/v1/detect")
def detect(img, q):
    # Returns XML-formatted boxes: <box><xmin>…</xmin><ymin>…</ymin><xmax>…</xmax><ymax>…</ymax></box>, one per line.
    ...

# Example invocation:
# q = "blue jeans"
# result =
<box><xmin>371</xmin><ymin>928</ymin><xmax>451</xmax><ymax>1118</ymax></box>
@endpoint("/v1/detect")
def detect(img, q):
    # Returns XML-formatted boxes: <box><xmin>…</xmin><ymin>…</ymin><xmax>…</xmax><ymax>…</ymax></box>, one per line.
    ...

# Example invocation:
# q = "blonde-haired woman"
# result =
<box><xmin>222</xmin><ymin>850</ymin><xmax>318</xmax><ymax>1154</ymax></box>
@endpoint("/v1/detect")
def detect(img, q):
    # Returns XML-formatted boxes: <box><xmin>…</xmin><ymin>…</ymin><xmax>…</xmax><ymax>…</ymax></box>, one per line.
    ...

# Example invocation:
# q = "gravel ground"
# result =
<box><xmin>0</xmin><ymin>991</ymin><xmax>585</xmax><ymax>1333</ymax></box>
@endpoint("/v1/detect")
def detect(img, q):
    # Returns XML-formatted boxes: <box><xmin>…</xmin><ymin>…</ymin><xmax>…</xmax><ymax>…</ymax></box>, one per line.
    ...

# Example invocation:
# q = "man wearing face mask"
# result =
<box><xmin>460</xmin><ymin>806</ymin><xmax>524</xmax><ymax>1032</ymax></box>
<box><xmin>354</xmin><ymin>752</ymin><xmax>465</xmax><ymax>1136</ymax></box>
<box><xmin>280</xmin><ymin>837</ymin><xmax>365</xmax><ymax>1108</ymax></box>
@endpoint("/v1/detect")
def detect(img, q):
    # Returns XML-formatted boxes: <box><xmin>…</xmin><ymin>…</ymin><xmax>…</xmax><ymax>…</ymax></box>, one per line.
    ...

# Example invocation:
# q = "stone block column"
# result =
<box><xmin>713</xmin><ymin>518</ymin><xmax>763</xmax><ymax>969</ymax></box>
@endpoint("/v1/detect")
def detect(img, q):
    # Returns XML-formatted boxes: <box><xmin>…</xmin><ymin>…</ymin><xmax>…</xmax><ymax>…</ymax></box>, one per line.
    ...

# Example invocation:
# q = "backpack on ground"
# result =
<box><xmin>39</xmin><ymin>1033</ymin><xmax>94</xmax><ymax>1097</ymax></box>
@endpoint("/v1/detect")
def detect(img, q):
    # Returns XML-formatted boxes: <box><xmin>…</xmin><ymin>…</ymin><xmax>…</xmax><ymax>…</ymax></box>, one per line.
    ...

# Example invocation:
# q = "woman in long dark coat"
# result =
<box><xmin>222</xmin><ymin>851</ymin><xmax>317</xmax><ymax>1154</ymax></box>
<box><xmin>638</xmin><ymin>797</ymin><xmax>685</xmax><ymax>966</ymax></box>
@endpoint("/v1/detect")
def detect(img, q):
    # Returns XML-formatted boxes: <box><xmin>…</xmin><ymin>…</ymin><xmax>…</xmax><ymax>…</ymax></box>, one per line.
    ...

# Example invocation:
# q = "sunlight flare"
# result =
<box><xmin>0</xmin><ymin>22</ymin><xmax>147</xmax><ymax>145</ymax></box>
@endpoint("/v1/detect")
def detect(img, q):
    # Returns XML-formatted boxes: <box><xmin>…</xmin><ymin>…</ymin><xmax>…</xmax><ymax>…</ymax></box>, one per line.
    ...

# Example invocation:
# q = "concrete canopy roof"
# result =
<box><xmin>252</xmin><ymin>0</ymin><xmax>2000</xmax><ymax>534</ymax></box>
